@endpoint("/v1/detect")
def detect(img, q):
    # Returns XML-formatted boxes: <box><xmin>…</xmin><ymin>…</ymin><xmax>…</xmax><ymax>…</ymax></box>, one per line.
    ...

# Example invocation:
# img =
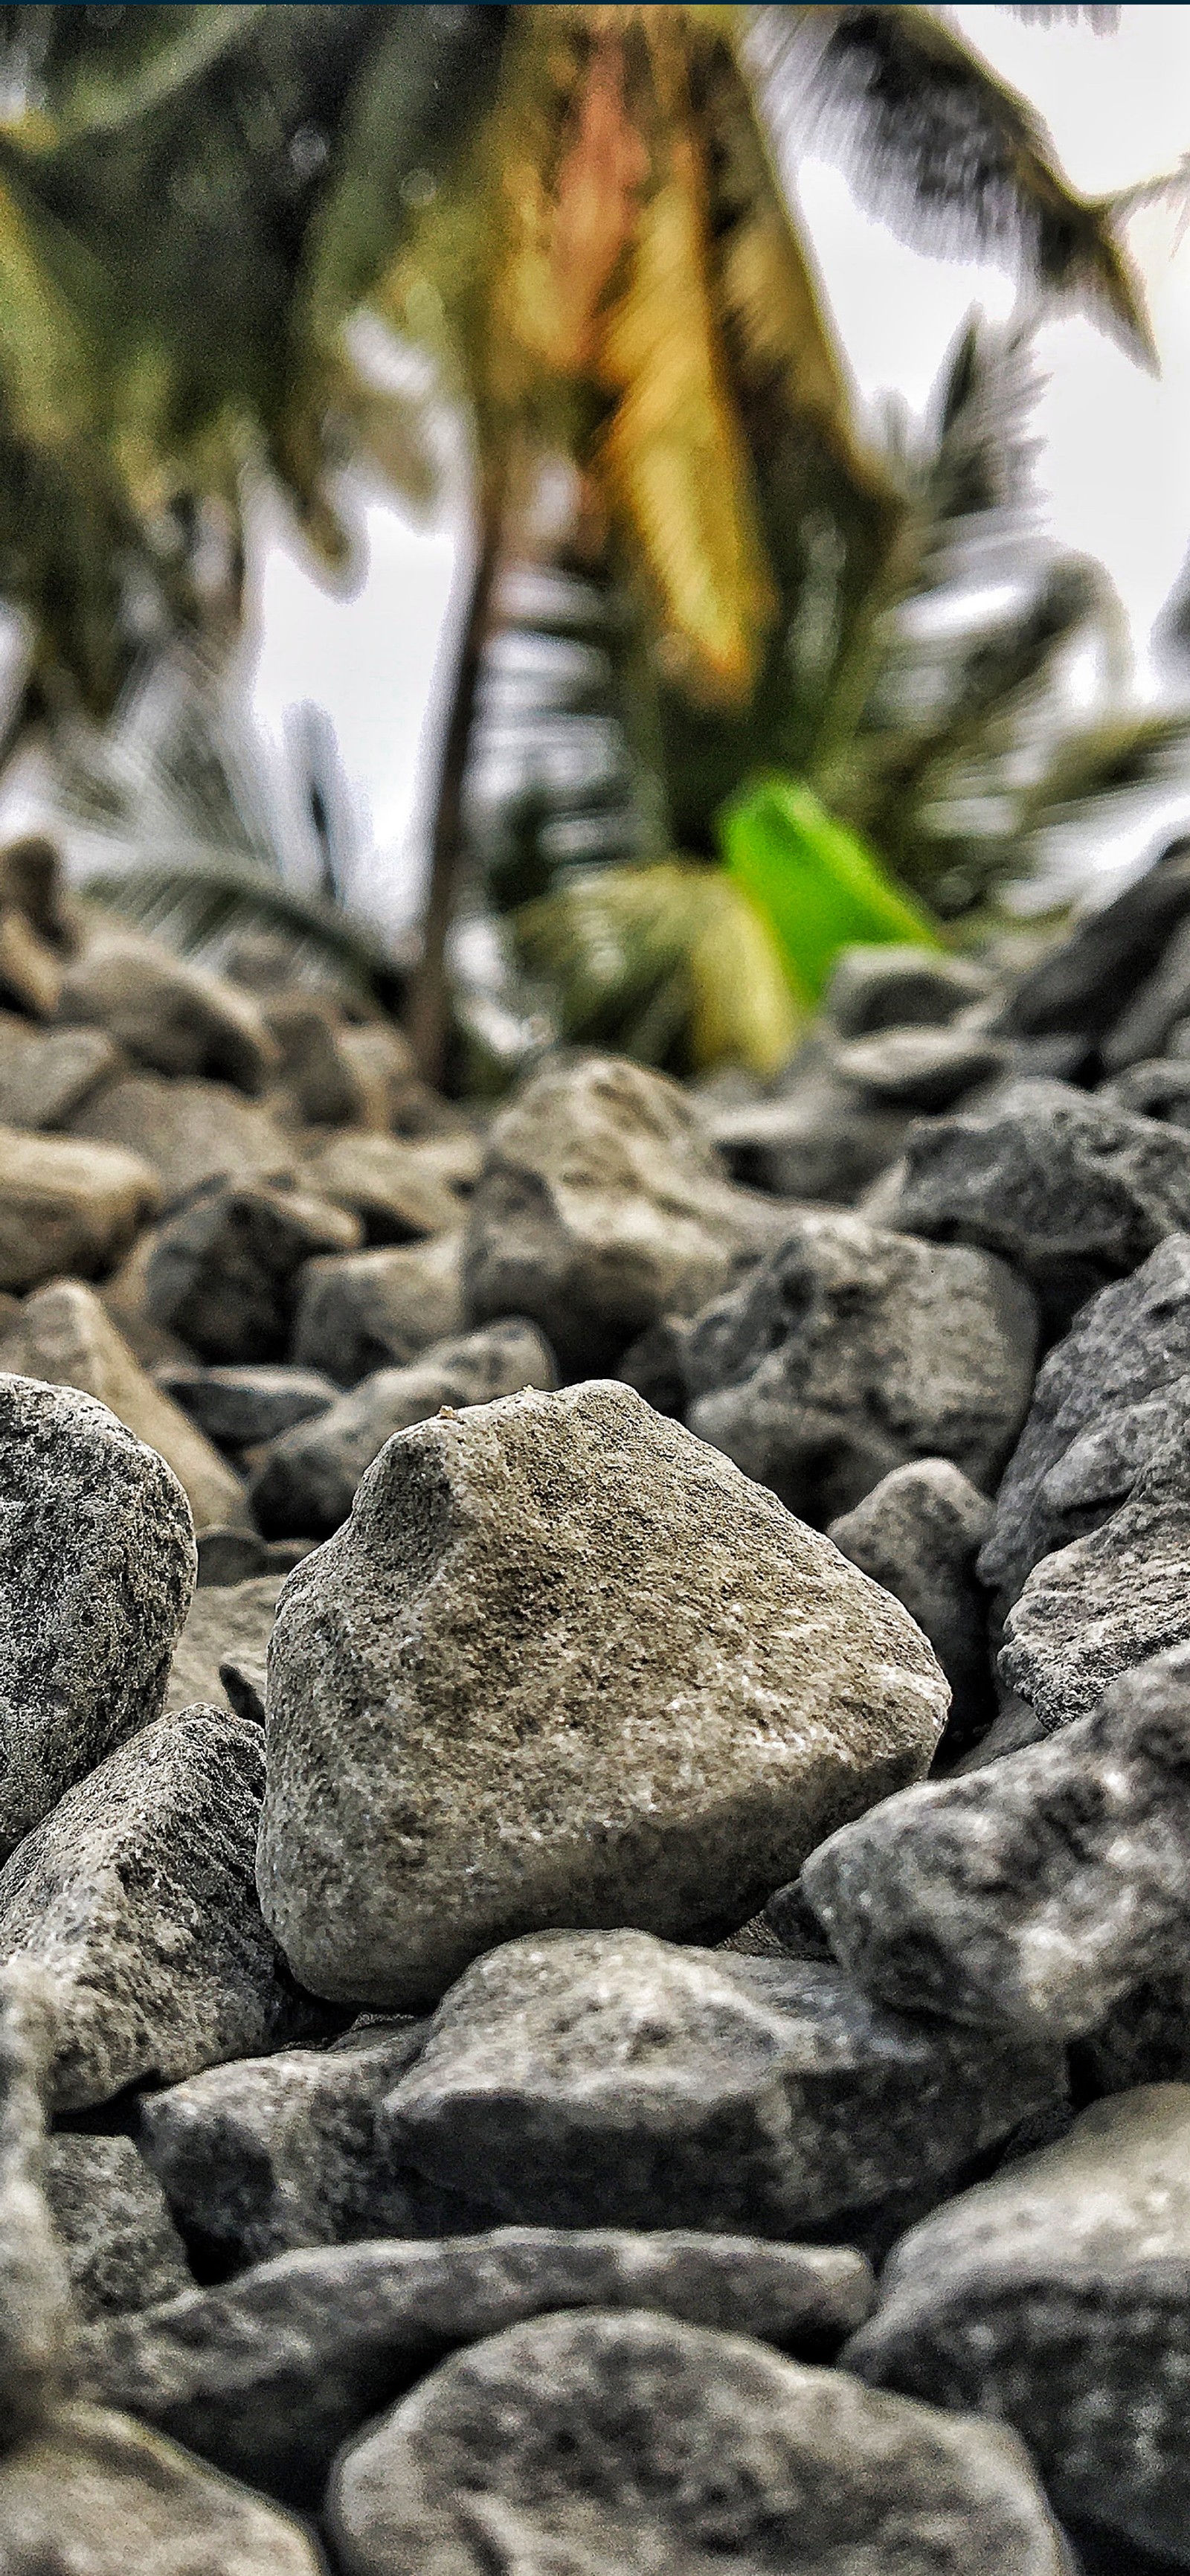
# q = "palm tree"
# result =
<box><xmin>0</xmin><ymin>3</ymin><xmax>1167</xmax><ymax>1070</ymax></box>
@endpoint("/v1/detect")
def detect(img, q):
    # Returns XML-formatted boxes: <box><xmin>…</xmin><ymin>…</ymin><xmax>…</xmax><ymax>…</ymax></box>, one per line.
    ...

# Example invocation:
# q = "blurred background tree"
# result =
<box><xmin>0</xmin><ymin>1</ymin><xmax>1178</xmax><ymax>1082</ymax></box>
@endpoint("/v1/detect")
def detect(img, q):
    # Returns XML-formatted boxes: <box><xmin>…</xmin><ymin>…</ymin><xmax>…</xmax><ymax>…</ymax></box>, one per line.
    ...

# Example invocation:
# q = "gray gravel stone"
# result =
<box><xmin>291</xmin><ymin>1230</ymin><xmax>464</xmax><ymax>1386</ymax></box>
<box><xmin>876</xmin><ymin>1079</ymin><xmax>1190</xmax><ymax>1327</ymax></box>
<box><xmin>707</xmin><ymin>1065</ymin><xmax>910</xmax><ymax>1202</ymax></box>
<box><xmin>154</xmin><ymin>1363</ymin><xmax>338</xmax><ymax>1449</ymax></box>
<box><xmin>382</xmin><ymin>1930</ymin><xmax>1061</xmax><ymax>2238</ymax></box>
<box><xmin>0</xmin><ymin>1375</ymin><xmax>195</xmax><ymax>1859</ymax></box>
<box><xmin>146</xmin><ymin>1178</ymin><xmax>361</xmax><ymax>1364</ymax></box>
<box><xmin>328</xmin><ymin>2307</ymin><xmax>1070</xmax><ymax>2576</ymax></box>
<box><xmin>0</xmin><ymin>1705</ymin><xmax>326</xmax><ymax>2111</ymax></box>
<box><xmin>0</xmin><ymin>1125</ymin><xmax>158</xmax><ymax>1291</ymax></box>
<box><xmin>1101</xmin><ymin>1058</ymin><xmax>1190</xmax><ymax>1125</ymax></box>
<box><xmin>248</xmin><ymin>1320</ymin><xmax>557</xmax><ymax>1539</ymax></box>
<box><xmin>59</xmin><ymin>931</ymin><xmax>278</xmax><ymax>1093</ymax></box>
<box><xmin>1102</xmin><ymin>912</ymin><xmax>1190</xmax><ymax>1069</ymax></box>
<box><xmin>164</xmin><ymin>1578</ymin><xmax>283</xmax><ymax>1718</ymax></box>
<box><xmin>825</xmin><ymin>945</ymin><xmax>997</xmax><ymax>1035</ymax></box>
<box><xmin>43</xmin><ymin>2136</ymin><xmax>190</xmax><ymax>2319</ymax></box>
<box><xmin>463</xmin><ymin>1054</ymin><xmax>788</xmax><ymax>1373</ymax></box>
<box><xmin>0</xmin><ymin>1971</ymin><xmax>71</xmax><ymax>2441</ymax></box>
<box><xmin>80</xmin><ymin>2228</ymin><xmax>874</xmax><ymax>2507</ymax></box>
<box><xmin>678</xmin><ymin>1212</ymin><xmax>1037</xmax><ymax>1523</ymax></box>
<box><xmin>67</xmin><ymin>1073</ymin><xmax>296</xmax><ymax>1201</ymax></box>
<box><xmin>979</xmin><ymin>1236</ymin><xmax>1190</xmax><ymax>1612</ymax></box>
<box><xmin>137</xmin><ymin>2020</ymin><xmax>454</xmax><ymax>2272</ymax></box>
<box><xmin>830</xmin><ymin>1024</ymin><xmax>1009</xmax><ymax>1109</ymax></box>
<box><xmin>259</xmin><ymin>1381</ymin><xmax>947</xmax><ymax>2009</ymax></box>
<box><xmin>300</xmin><ymin>1128</ymin><xmax>477</xmax><ymax>1242</ymax></box>
<box><xmin>0</xmin><ymin>2400</ymin><xmax>321</xmax><ymax>2574</ymax></box>
<box><xmin>0</xmin><ymin>1025</ymin><xmax>121</xmax><ymax>1130</ymax></box>
<box><xmin>995</xmin><ymin>841</ymin><xmax>1190</xmax><ymax>1043</ymax></box>
<box><xmin>846</xmin><ymin>2083</ymin><xmax>1190</xmax><ymax>2566</ymax></box>
<box><xmin>801</xmin><ymin>1646</ymin><xmax>1190</xmax><ymax>2040</ymax></box>
<box><xmin>827</xmin><ymin>1461</ymin><xmax>995</xmax><ymax>1747</ymax></box>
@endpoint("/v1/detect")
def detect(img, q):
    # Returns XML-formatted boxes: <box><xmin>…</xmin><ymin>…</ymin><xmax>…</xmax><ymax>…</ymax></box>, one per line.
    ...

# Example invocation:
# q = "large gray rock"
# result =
<box><xmin>258</xmin><ymin>1381</ymin><xmax>948</xmax><ymax>2008</ymax></box>
<box><xmin>980</xmin><ymin>1234</ymin><xmax>1190</xmax><ymax>1610</ymax></box>
<box><xmin>146</xmin><ymin>1177</ymin><xmax>361</xmax><ymax>1364</ymax></box>
<box><xmin>328</xmin><ymin>2308</ymin><xmax>1069</xmax><ymax>2576</ymax></box>
<box><xmin>0</xmin><ymin>1706</ymin><xmax>325</xmax><ymax>2110</ymax></box>
<box><xmin>827</xmin><ymin>1462</ymin><xmax>995</xmax><ymax>1750</ymax></box>
<box><xmin>164</xmin><ymin>1577</ymin><xmax>283</xmax><ymax>1718</ymax></box>
<box><xmin>291</xmin><ymin>1230</ymin><xmax>464</xmax><ymax>1386</ymax></box>
<box><xmin>67</xmin><ymin>1072</ymin><xmax>296</xmax><ymax>1201</ymax></box>
<box><xmin>846</xmin><ymin>2084</ymin><xmax>1190</xmax><ymax>2566</ymax></box>
<box><xmin>138</xmin><ymin>2019</ymin><xmax>443</xmax><ymax>2273</ymax></box>
<box><xmin>0</xmin><ymin>2401</ymin><xmax>320</xmax><ymax>2574</ymax></box>
<box><xmin>1101</xmin><ymin>910</ymin><xmax>1190</xmax><ymax>1068</ymax></box>
<box><xmin>0</xmin><ymin>1124</ymin><xmax>158</xmax><ymax>1291</ymax></box>
<box><xmin>801</xmin><ymin>1647</ymin><xmax>1190</xmax><ymax>2040</ymax></box>
<box><xmin>0</xmin><ymin>1375</ymin><xmax>195</xmax><ymax>1859</ymax></box>
<box><xmin>463</xmin><ymin>1054</ymin><xmax>788</xmax><ymax>1373</ymax></box>
<box><xmin>43</xmin><ymin>2136</ymin><xmax>190</xmax><ymax>2319</ymax></box>
<box><xmin>999</xmin><ymin>1377</ymin><xmax>1190</xmax><ymax>1729</ymax></box>
<box><xmin>81</xmin><ymin>2229</ymin><xmax>874</xmax><ymax>2508</ymax></box>
<box><xmin>0</xmin><ymin>1279</ymin><xmax>248</xmax><ymax>1535</ymax></box>
<box><xmin>995</xmin><ymin>841</ymin><xmax>1190</xmax><ymax>1042</ymax></box>
<box><xmin>677</xmin><ymin>1212</ymin><xmax>1037</xmax><ymax>1523</ymax></box>
<box><xmin>248</xmin><ymin>1320</ymin><xmax>557</xmax><ymax>1539</ymax></box>
<box><xmin>876</xmin><ymin>1079</ymin><xmax>1190</xmax><ymax>1326</ymax></box>
<box><xmin>382</xmin><ymin>1930</ymin><xmax>1061</xmax><ymax>2238</ymax></box>
<box><xmin>58</xmin><ymin>930</ymin><xmax>277</xmax><ymax>1093</ymax></box>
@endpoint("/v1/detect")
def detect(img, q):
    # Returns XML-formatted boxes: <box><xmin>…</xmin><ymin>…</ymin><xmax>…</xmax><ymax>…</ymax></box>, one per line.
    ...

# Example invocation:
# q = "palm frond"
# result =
<box><xmin>75</xmin><ymin>849</ymin><xmax>408</xmax><ymax>1009</ymax></box>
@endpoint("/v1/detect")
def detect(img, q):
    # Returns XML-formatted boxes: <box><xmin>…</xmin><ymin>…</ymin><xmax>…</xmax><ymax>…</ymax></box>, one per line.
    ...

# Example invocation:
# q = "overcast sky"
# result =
<box><xmin>245</xmin><ymin>4</ymin><xmax>1190</xmax><ymax>932</ymax></box>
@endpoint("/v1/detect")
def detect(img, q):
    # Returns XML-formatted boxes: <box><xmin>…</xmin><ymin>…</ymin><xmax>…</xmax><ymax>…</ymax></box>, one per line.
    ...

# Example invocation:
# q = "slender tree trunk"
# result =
<box><xmin>407</xmin><ymin>488</ymin><xmax>504</xmax><ymax>1088</ymax></box>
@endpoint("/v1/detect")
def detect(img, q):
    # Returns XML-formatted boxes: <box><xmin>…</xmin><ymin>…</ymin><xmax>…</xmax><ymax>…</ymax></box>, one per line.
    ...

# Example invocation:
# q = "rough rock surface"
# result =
<box><xmin>43</xmin><ymin>2136</ymin><xmax>190</xmax><ymax>2318</ymax></box>
<box><xmin>980</xmin><ymin>1234</ymin><xmax>1190</xmax><ymax>1610</ymax></box>
<box><xmin>137</xmin><ymin>2020</ymin><xmax>446</xmax><ymax>2272</ymax></box>
<box><xmin>258</xmin><ymin>1381</ymin><xmax>948</xmax><ymax>2008</ymax></box>
<box><xmin>0</xmin><ymin>2402</ymin><xmax>321</xmax><ymax>2574</ymax></box>
<box><xmin>677</xmin><ymin>1212</ymin><xmax>1037</xmax><ymax>1523</ymax></box>
<box><xmin>248</xmin><ymin>1320</ymin><xmax>558</xmax><ymax>1540</ymax></box>
<box><xmin>382</xmin><ymin>1930</ymin><xmax>1061</xmax><ymax>2238</ymax></box>
<box><xmin>59</xmin><ymin>931</ymin><xmax>277</xmax><ymax>1092</ymax></box>
<box><xmin>80</xmin><ymin>2228</ymin><xmax>874</xmax><ymax>2506</ymax></box>
<box><xmin>164</xmin><ymin>1578</ymin><xmax>283</xmax><ymax>1718</ymax></box>
<box><xmin>327</xmin><ymin>2307</ymin><xmax>1070</xmax><ymax>2576</ymax></box>
<box><xmin>292</xmin><ymin>1230</ymin><xmax>464</xmax><ymax>1384</ymax></box>
<box><xmin>146</xmin><ymin>1177</ymin><xmax>361</xmax><ymax>1364</ymax></box>
<box><xmin>846</xmin><ymin>2084</ymin><xmax>1190</xmax><ymax>2563</ymax></box>
<box><xmin>827</xmin><ymin>1461</ymin><xmax>995</xmax><ymax>1748</ymax></box>
<box><xmin>0</xmin><ymin>1123</ymin><xmax>158</xmax><ymax>1291</ymax></box>
<box><xmin>0</xmin><ymin>1376</ymin><xmax>195</xmax><ymax>1858</ymax></box>
<box><xmin>801</xmin><ymin>1647</ymin><xmax>1190</xmax><ymax>2039</ymax></box>
<box><xmin>0</xmin><ymin>1706</ymin><xmax>325</xmax><ymax>2110</ymax></box>
<box><xmin>67</xmin><ymin>1072</ymin><xmax>296</xmax><ymax>1199</ymax></box>
<box><xmin>0</xmin><ymin>1279</ymin><xmax>246</xmax><ymax>1534</ymax></box>
<box><xmin>463</xmin><ymin>1054</ymin><xmax>788</xmax><ymax>1372</ymax></box>
<box><xmin>876</xmin><ymin>1079</ymin><xmax>1190</xmax><ymax>1326</ymax></box>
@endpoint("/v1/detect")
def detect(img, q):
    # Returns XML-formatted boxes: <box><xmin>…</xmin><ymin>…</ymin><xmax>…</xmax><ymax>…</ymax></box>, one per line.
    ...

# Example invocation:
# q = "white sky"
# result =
<box><xmin>245</xmin><ymin>3</ymin><xmax>1190</xmax><ymax>932</ymax></box>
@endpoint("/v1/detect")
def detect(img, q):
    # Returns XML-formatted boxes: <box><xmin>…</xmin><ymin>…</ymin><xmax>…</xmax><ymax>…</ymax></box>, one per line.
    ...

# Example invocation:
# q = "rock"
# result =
<box><xmin>43</xmin><ymin>2136</ymin><xmax>190</xmax><ymax>2318</ymax></box>
<box><xmin>291</xmin><ymin>1230</ymin><xmax>464</xmax><ymax>1387</ymax></box>
<box><xmin>0</xmin><ymin>1026</ymin><xmax>122</xmax><ymax>1129</ymax></box>
<box><xmin>0</xmin><ymin>1375</ymin><xmax>195</xmax><ymax>1859</ymax></box>
<box><xmin>0</xmin><ymin>905</ymin><xmax>62</xmax><ymax>1017</ymax></box>
<box><xmin>382</xmin><ymin>1930</ymin><xmax>1061</xmax><ymax>2237</ymax></box>
<box><xmin>335</xmin><ymin>1021</ymin><xmax>418</xmax><ymax>1129</ymax></box>
<box><xmin>0</xmin><ymin>1705</ymin><xmax>325</xmax><ymax>2111</ymax></box>
<box><xmin>0</xmin><ymin>833</ymin><xmax>77</xmax><ymax>953</ymax></box>
<box><xmin>263</xmin><ymin>993</ymin><xmax>371</xmax><ymax>1125</ymax></box>
<box><xmin>153</xmin><ymin>1361</ymin><xmax>338</xmax><ymax>1449</ymax></box>
<box><xmin>145</xmin><ymin>1178</ymin><xmax>361</xmax><ymax>1365</ymax></box>
<box><xmin>81</xmin><ymin>2229</ymin><xmax>875</xmax><ymax>2508</ymax></box>
<box><xmin>979</xmin><ymin>1236</ymin><xmax>1190</xmax><ymax>1612</ymax></box>
<box><xmin>0</xmin><ymin>1280</ymin><xmax>248</xmax><ymax>1535</ymax></box>
<box><xmin>463</xmin><ymin>1055</ymin><xmax>787</xmax><ymax>1375</ymax></box>
<box><xmin>827</xmin><ymin>1461</ymin><xmax>996</xmax><ymax>1748</ymax></box>
<box><xmin>846</xmin><ymin>2084</ymin><xmax>1190</xmax><ymax>2565</ymax></box>
<box><xmin>0</xmin><ymin>1972</ymin><xmax>72</xmax><ymax>2440</ymax></box>
<box><xmin>327</xmin><ymin>2307</ymin><xmax>1069</xmax><ymax>2576</ymax></box>
<box><xmin>259</xmin><ymin>1381</ymin><xmax>948</xmax><ymax>2008</ymax></box>
<box><xmin>994</xmin><ymin>840</ymin><xmax>1190</xmax><ymax>1043</ymax></box>
<box><xmin>194</xmin><ymin>1529</ymin><xmax>312</xmax><ymax>1589</ymax></box>
<box><xmin>997</xmin><ymin>1383</ymin><xmax>1190</xmax><ymax>1728</ymax></box>
<box><xmin>876</xmin><ymin>1078</ymin><xmax>1190</xmax><ymax>1326</ymax></box>
<box><xmin>96</xmin><ymin>1225</ymin><xmax>193</xmax><ymax>1369</ymax></box>
<box><xmin>800</xmin><ymin>1646</ymin><xmax>1190</xmax><ymax>2041</ymax></box>
<box><xmin>1101</xmin><ymin>1058</ymin><xmax>1190</xmax><ymax>1125</ymax></box>
<box><xmin>678</xmin><ymin>1212</ymin><xmax>1037</xmax><ymax>1523</ymax></box>
<box><xmin>0</xmin><ymin>1125</ymin><xmax>158</xmax><ymax>1291</ymax></box>
<box><xmin>824</xmin><ymin>943</ymin><xmax>997</xmax><ymax>1035</ymax></box>
<box><xmin>829</xmin><ymin>1024</ymin><xmax>1010</xmax><ymax>1110</ymax></box>
<box><xmin>0</xmin><ymin>2401</ymin><xmax>321</xmax><ymax>2574</ymax></box>
<box><xmin>67</xmin><ymin>1073</ymin><xmax>296</xmax><ymax>1201</ymax></box>
<box><xmin>138</xmin><ymin>2020</ymin><xmax>442</xmax><ymax>2271</ymax></box>
<box><xmin>58</xmin><ymin>931</ymin><xmax>278</xmax><ymax>1093</ymax></box>
<box><xmin>948</xmin><ymin>1692</ymin><xmax>1049</xmax><ymax>1773</ymax></box>
<box><xmin>706</xmin><ymin>1067</ymin><xmax>910</xmax><ymax>1202</ymax></box>
<box><xmin>1102</xmin><ymin>912</ymin><xmax>1190</xmax><ymax>1069</ymax></box>
<box><xmin>164</xmin><ymin>1578</ymin><xmax>283</xmax><ymax>1718</ymax></box>
<box><xmin>248</xmin><ymin>1320</ymin><xmax>558</xmax><ymax>1541</ymax></box>
<box><xmin>300</xmin><ymin>1128</ymin><xmax>478</xmax><ymax>1244</ymax></box>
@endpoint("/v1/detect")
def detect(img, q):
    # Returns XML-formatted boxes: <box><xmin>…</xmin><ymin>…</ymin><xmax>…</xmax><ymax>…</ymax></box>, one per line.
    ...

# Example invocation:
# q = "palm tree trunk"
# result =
<box><xmin>407</xmin><ymin>489</ymin><xmax>504</xmax><ymax>1088</ymax></box>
